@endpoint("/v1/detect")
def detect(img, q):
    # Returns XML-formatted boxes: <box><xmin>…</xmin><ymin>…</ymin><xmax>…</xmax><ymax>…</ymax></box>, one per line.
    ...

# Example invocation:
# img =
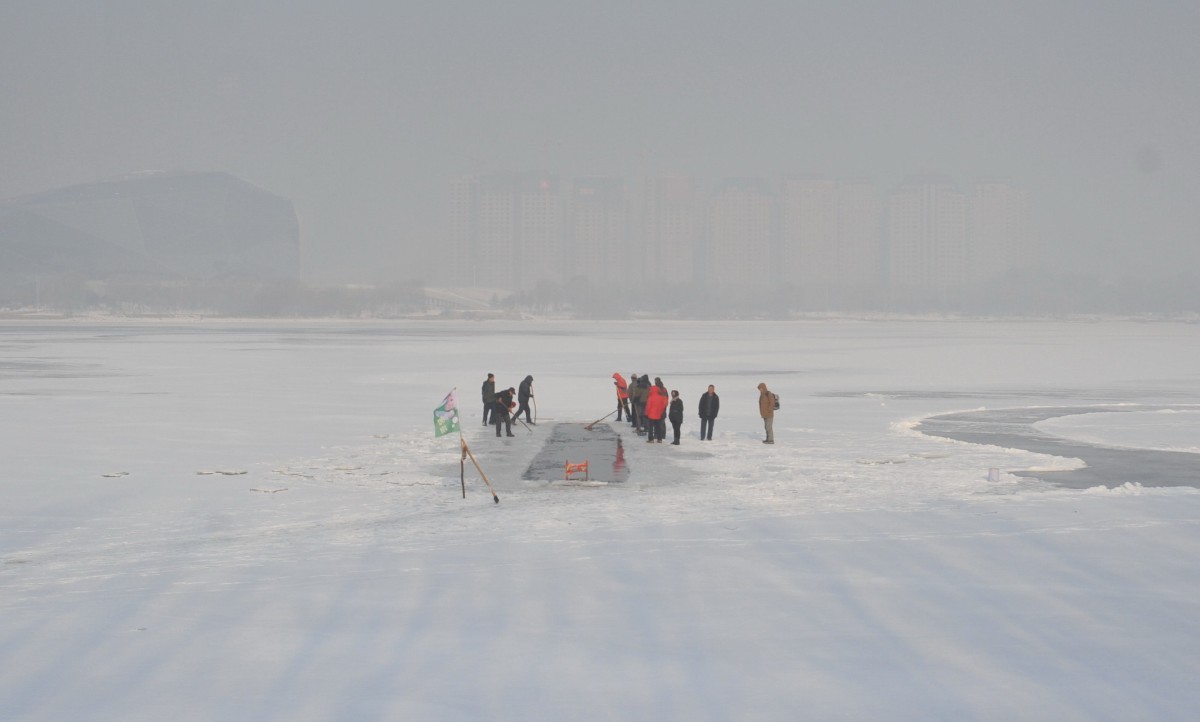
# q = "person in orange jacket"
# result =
<box><xmin>644</xmin><ymin>377</ymin><xmax>670</xmax><ymax>443</ymax></box>
<box><xmin>612</xmin><ymin>372</ymin><xmax>630</xmax><ymax>422</ymax></box>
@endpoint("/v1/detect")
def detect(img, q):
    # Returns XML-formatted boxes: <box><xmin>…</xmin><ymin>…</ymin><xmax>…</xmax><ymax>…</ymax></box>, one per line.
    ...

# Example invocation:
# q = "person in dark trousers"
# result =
<box><xmin>698</xmin><ymin>384</ymin><xmax>719</xmax><ymax>440</ymax></box>
<box><xmin>628</xmin><ymin>371</ymin><xmax>641</xmax><ymax>430</ymax></box>
<box><xmin>757</xmin><ymin>382</ymin><xmax>775</xmax><ymax>444</ymax></box>
<box><xmin>644</xmin><ymin>378</ymin><xmax>669</xmax><ymax>443</ymax></box>
<box><xmin>517</xmin><ymin>375</ymin><xmax>535</xmax><ymax>424</ymax></box>
<box><xmin>613</xmin><ymin>372</ymin><xmax>630</xmax><ymax>422</ymax></box>
<box><xmin>668</xmin><ymin>389</ymin><xmax>684</xmax><ymax>445</ymax></box>
<box><xmin>481</xmin><ymin>373</ymin><xmax>496</xmax><ymax>426</ymax></box>
<box><xmin>630</xmin><ymin>373</ymin><xmax>648</xmax><ymax>434</ymax></box>
<box><xmin>493</xmin><ymin>388</ymin><xmax>515</xmax><ymax>437</ymax></box>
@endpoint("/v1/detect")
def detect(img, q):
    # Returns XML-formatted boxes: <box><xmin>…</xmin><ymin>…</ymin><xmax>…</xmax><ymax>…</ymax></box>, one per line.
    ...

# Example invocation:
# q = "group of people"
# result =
<box><xmin>612</xmin><ymin>373</ymin><xmax>776</xmax><ymax>445</ymax></box>
<box><xmin>481</xmin><ymin>373</ymin><xmax>535</xmax><ymax>438</ymax></box>
<box><xmin>481</xmin><ymin>370</ymin><xmax>777</xmax><ymax>445</ymax></box>
<box><xmin>611</xmin><ymin>373</ymin><xmax>680</xmax><ymax>444</ymax></box>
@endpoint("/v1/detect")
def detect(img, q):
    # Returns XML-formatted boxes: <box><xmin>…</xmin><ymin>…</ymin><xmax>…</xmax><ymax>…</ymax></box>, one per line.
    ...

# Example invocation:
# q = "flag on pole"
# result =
<box><xmin>433</xmin><ymin>389</ymin><xmax>460</xmax><ymax>437</ymax></box>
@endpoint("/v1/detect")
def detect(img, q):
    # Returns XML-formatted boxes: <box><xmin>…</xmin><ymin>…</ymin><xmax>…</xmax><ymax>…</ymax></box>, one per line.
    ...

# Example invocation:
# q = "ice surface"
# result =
<box><xmin>1036</xmin><ymin>408</ymin><xmax>1200</xmax><ymax>453</ymax></box>
<box><xmin>918</xmin><ymin>406</ymin><xmax>1198</xmax><ymax>488</ymax></box>
<box><xmin>0</xmin><ymin>319</ymin><xmax>1196</xmax><ymax>721</ymax></box>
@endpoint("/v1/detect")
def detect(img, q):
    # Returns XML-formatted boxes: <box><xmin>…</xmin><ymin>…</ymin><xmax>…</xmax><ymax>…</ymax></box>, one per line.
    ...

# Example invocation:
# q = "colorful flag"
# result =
<box><xmin>433</xmin><ymin>389</ymin><xmax>460</xmax><ymax>437</ymax></box>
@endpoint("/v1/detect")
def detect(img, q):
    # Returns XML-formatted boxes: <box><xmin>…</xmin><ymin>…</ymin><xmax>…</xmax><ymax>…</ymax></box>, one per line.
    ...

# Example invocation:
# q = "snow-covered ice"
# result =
<box><xmin>1</xmin><ymin>319</ymin><xmax>1197</xmax><ymax>721</ymax></box>
<box><xmin>1036</xmin><ymin>408</ymin><xmax>1200</xmax><ymax>453</ymax></box>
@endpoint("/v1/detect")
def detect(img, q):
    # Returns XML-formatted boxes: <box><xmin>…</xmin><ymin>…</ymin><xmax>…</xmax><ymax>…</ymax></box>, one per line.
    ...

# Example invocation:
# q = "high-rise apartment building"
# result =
<box><xmin>448</xmin><ymin>173</ymin><xmax>563</xmax><ymax>291</ymax></box>
<box><xmin>969</xmin><ymin>181</ymin><xmax>1032</xmax><ymax>284</ymax></box>
<box><xmin>475</xmin><ymin>174</ymin><xmax>521</xmax><ymax>289</ymax></box>
<box><xmin>780</xmin><ymin>177</ymin><xmax>882</xmax><ymax>306</ymax></box>
<box><xmin>839</xmin><ymin>181</ymin><xmax>885</xmax><ymax>296</ymax></box>
<box><xmin>567</xmin><ymin>178</ymin><xmax>627</xmax><ymax>286</ymax></box>
<box><xmin>448</xmin><ymin>172</ymin><xmax>1031</xmax><ymax>305</ymax></box>
<box><xmin>886</xmin><ymin>179</ymin><xmax>968</xmax><ymax>298</ymax></box>
<box><xmin>709</xmin><ymin>179</ymin><xmax>776</xmax><ymax>289</ymax></box>
<box><xmin>641</xmin><ymin>176</ymin><xmax>701</xmax><ymax>286</ymax></box>
<box><xmin>781</xmin><ymin>178</ymin><xmax>838</xmax><ymax>290</ymax></box>
<box><xmin>514</xmin><ymin>174</ymin><xmax>563</xmax><ymax>292</ymax></box>
<box><xmin>448</xmin><ymin>176</ymin><xmax>478</xmax><ymax>286</ymax></box>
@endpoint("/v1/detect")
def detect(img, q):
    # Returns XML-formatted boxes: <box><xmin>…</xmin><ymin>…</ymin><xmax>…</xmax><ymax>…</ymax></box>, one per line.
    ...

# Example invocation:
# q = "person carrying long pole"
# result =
<box><xmin>516</xmin><ymin>375</ymin><xmax>535</xmax><ymax>426</ymax></box>
<box><xmin>612</xmin><ymin>372</ymin><xmax>630</xmax><ymax>422</ymax></box>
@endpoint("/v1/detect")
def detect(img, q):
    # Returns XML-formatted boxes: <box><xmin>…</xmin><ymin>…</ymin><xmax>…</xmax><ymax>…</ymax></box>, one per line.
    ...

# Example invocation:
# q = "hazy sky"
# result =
<box><xmin>1</xmin><ymin>1</ymin><xmax>1196</xmax><ymax>284</ymax></box>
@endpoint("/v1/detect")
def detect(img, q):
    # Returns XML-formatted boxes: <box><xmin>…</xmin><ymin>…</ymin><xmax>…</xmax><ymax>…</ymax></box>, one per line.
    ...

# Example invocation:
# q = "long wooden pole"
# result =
<box><xmin>615</xmin><ymin>386</ymin><xmax>629</xmax><ymax>422</ymax></box>
<box><xmin>459</xmin><ymin>437</ymin><xmax>467</xmax><ymax>499</ymax></box>
<box><xmin>585</xmin><ymin>408</ymin><xmax>618</xmax><ymax>431</ymax></box>
<box><xmin>461</xmin><ymin>438</ymin><xmax>500</xmax><ymax>504</ymax></box>
<box><xmin>452</xmin><ymin>389</ymin><xmax>466</xmax><ymax>499</ymax></box>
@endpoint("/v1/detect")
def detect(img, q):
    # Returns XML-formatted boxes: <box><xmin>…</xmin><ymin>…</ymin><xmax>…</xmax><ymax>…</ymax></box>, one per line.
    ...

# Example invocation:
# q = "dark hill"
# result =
<box><xmin>0</xmin><ymin>171</ymin><xmax>299</xmax><ymax>283</ymax></box>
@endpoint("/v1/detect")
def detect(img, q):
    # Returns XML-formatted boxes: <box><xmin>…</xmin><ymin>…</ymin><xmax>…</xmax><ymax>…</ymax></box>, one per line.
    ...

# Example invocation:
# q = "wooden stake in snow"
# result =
<box><xmin>461</xmin><ymin>438</ymin><xmax>500</xmax><ymax>503</ymax></box>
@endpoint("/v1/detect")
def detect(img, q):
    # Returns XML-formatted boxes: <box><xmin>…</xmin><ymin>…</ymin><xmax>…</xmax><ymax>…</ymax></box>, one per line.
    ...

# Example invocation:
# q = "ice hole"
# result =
<box><xmin>523</xmin><ymin>423</ymin><xmax>630</xmax><ymax>483</ymax></box>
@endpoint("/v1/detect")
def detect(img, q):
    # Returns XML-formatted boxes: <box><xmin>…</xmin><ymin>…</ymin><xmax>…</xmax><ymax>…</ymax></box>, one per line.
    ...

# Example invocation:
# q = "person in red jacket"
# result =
<box><xmin>644</xmin><ymin>377</ymin><xmax>670</xmax><ymax>443</ymax></box>
<box><xmin>612</xmin><ymin>372</ymin><xmax>630</xmax><ymax>422</ymax></box>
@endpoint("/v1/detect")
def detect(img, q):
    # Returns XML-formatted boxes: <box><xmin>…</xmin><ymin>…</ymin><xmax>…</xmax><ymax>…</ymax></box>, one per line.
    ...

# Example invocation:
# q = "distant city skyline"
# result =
<box><xmin>446</xmin><ymin>170</ymin><xmax>1033</xmax><ymax>306</ymax></box>
<box><xmin>1</xmin><ymin>3</ymin><xmax>1194</xmax><ymax>294</ymax></box>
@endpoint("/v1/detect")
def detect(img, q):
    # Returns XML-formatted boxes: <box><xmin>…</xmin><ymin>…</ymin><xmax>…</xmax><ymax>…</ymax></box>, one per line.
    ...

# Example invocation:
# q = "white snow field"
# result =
<box><xmin>1</xmin><ymin>319</ymin><xmax>1197</xmax><ymax>722</ymax></box>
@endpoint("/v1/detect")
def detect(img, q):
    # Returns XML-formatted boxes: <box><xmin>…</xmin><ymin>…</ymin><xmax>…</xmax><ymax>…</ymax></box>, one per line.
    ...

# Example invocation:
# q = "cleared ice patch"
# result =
<box><xmin>523</xmin><ymin>422</ymin><xmax>630</xmax><ymax>484</ymax></box>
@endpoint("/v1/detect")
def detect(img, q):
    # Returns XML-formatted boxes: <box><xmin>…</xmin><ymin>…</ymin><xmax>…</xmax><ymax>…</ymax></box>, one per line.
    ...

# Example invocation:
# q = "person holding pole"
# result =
<box><xmin>631</xmin><ymin>374</ymin><xmax>649</xmax><ymax>435</ymax></box>
<box><xmin>493</xmin><ymin>388</ymin><xmax>515</xmax><ymax>437</ymax></box>
<box><xmin>517</xmin><ymin>375</ymin><xmax>535</xmax><ymax>424</ymax></box>
<box><xmin>613</xmin><ymin>372</ymin><xmax>630</xmax><ymax>422</ymax></box>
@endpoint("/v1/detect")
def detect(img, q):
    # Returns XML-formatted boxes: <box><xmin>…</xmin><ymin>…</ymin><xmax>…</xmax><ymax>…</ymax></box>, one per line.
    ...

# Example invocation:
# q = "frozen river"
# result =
<box><xmin>1</xmin><ymin>318</ymin><xmax>1196</xmax><ymax>721</ymax></box>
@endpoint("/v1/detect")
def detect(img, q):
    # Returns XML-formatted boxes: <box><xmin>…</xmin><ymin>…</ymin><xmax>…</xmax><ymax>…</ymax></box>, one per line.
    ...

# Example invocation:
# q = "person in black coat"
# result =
<box><xmin>698</xmin><ymin>384</ymin><xmax>719</xmax><ymax>440</ymax></box>
<box><xmin>516</xmin><ymin>375</ymin><xmax>535</xmax><ymax>424</ymax></box>
<box><xmin>481</xmin><ymin>373</ymin><xmax>496</xmax><ymax>426</ymax></box>
<box><xmin>668</xmin><ymin>389</ymin><xmax>684</xmax><ymax>445</ymax></box>
<box><xmin>493</xmin><ymin>388</ymin><xmax>515</xmax><ymax>437</ymax></box>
